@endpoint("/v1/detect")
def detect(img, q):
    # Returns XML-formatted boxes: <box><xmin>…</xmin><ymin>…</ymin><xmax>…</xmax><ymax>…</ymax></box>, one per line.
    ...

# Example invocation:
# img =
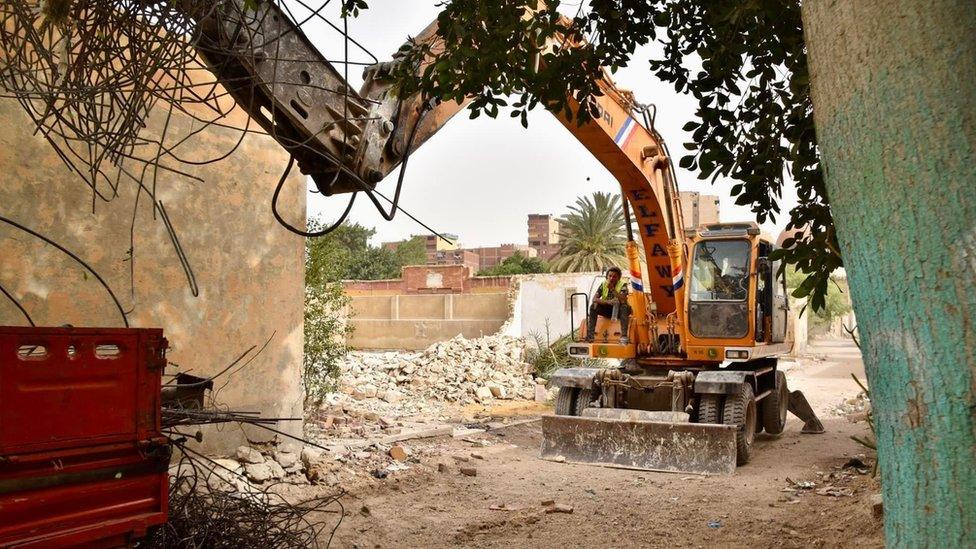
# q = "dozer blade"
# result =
<box><xmin>540</xmin><ymin>413</ymin><xmax>738</xmax><ymax>475</ymax></box>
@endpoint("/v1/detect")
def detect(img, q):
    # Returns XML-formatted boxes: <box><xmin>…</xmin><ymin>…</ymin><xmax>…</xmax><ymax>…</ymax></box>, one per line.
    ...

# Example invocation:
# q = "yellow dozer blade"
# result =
<box><xmin>540</xmin><ymin>409</ymin><xmax>738</xmax><ymax>475</ymax></box>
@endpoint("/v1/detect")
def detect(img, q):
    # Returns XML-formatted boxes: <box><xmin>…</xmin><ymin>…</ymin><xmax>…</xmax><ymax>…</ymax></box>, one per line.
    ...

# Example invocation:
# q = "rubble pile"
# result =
<box><xmin>196</xmin><ymin>444</ymin><xmax>310</xmax><ymax>488</ymax></box>
<box><xmin>831</xmin><ymin>391</ymin><xmax>872</xmax><ymax>417</ymax></box>
<box><xmin>337</xmin><ymin>334</ymin><xmax>541</xmax><ymax>406</ymax></box>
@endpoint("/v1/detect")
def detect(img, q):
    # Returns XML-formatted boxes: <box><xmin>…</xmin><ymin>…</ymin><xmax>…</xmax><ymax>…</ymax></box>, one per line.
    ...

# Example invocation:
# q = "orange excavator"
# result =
<box><xmin>188</xmin><ymin>1</ymin><xmax>824</xmax><ymax>474</ymax></box>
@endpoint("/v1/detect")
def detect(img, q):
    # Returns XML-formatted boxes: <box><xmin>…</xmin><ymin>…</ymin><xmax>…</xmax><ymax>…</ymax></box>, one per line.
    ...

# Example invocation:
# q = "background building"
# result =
<box><xmin>679</xmin><ymin>191</ymin><xmax>721</xmax><ymax>227</ymax></box>
<box><xmin>428</xmin><ymin>248</ymin><xmax>481</xmax><ymax>272</ymax></box>
<box><xmin>467</xmin><ymin>243</ymin><xmax>537</xmax><ymax>270</ymax></box>
<box><xmin>527</xmin><ymin>213</ymin><xmax>562</xmax><ymax>261</ymax></box>
<box><xmin>427</xmin><ymin>233</ymin><xmax>458</xmax><ymax>252</ymax></box>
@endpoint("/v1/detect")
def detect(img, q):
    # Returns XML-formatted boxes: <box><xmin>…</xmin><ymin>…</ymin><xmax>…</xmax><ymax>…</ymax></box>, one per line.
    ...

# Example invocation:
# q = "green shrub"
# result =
<box><xmin>525</xmin><ymin>323</ymin><xmax>598</xmax><ymax>379</ymax></box>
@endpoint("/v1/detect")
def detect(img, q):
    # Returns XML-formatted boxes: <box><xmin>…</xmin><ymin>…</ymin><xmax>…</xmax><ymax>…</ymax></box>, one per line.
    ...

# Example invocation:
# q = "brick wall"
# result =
<box><xmin>342</xmin><ymin>265</ymin><xmax>511</xmax><ymax>296</ymax></box>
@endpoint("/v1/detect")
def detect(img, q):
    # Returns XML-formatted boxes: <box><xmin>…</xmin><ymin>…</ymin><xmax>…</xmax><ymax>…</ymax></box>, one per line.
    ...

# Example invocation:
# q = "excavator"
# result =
<box><xmin>184</xmin><ymin>1</ymin><xmax>825</xmax><ymax>475</ymax></box>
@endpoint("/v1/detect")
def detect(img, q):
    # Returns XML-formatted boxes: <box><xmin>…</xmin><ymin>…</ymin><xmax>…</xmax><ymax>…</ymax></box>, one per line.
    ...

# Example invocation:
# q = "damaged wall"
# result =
<box><xmin>0</xmin><ymin>99</ymin><xmax>306</xmax><ymax>455</ymax></box>
<box><xmin>503</xmin><ymin>273</ymin><xmax>602</xmax><ymax>340</ymax></box>
<box><xmin>347</xmin><ymin>293</ymin><xmax>511</xmax><ymax>350</ymax></box>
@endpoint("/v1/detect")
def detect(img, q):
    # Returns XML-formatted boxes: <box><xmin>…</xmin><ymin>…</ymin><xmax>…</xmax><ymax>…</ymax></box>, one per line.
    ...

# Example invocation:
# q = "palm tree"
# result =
<box><xmin>550</xmin><ymin>191</ymin><xmax>628</xmax><ymax>272</ymax></box>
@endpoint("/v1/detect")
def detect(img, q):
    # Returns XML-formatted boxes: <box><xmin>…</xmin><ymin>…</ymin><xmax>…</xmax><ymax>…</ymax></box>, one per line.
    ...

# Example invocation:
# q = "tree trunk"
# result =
<box><xmin>802</xmin><ymin>1</ymin><xmax>975</xmax><ymax>546</ymax></box>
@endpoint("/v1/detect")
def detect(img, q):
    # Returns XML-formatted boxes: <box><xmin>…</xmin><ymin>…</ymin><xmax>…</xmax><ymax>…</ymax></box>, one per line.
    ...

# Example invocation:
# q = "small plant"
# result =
<box><xmin>525</xmin><ymin>320</ymin><xmax>598</xmax><ymax>379</ymax></box>
<box><xmin>849</xmin><ymin>373</ymin><xmax>879</xmax><ymax>477</ymax></box>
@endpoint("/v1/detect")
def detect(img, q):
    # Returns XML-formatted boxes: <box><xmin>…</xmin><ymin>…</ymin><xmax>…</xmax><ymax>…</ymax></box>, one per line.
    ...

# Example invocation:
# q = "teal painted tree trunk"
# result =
<box><xmin>802</xmin><ymin>1</ymin><xmax>975</xmax><ymax>546</ymax></box>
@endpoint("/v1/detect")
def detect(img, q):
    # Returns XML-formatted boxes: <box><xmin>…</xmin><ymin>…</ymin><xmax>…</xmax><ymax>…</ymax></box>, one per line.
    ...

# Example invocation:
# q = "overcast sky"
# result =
<box><xmin>298</xmin><ymin>1</ymin><xmax>798</xmax><ymax>247</ymax></box>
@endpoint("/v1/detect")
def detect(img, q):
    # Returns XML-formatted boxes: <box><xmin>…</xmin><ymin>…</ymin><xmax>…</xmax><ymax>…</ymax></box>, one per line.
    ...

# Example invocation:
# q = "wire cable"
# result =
<box><xmin>0</xmin><ymin>282</ymin><xmax>34</xmax><ymax>326</ymax></box>
<box><xmin>271</xmin><ymin>156</ymin><xmax>358</xmax><ymax>237</ymax></box>
<box><xmin>0</xmin><ymin>214</ymin><xmax>129</xmax><ymax>327</ymax></box>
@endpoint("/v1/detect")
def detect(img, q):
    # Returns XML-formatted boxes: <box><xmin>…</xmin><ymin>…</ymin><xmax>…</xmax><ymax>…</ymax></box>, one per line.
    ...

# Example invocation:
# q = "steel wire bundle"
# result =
<box><xmin>141</xmin><ymin>446</ymin><xmax>345</xmax><ymax>549</ymax></box>
<box><xmin>0</xmin><ymin>0</ymin><xmax>374</xmax><ymax>199</ymax></box>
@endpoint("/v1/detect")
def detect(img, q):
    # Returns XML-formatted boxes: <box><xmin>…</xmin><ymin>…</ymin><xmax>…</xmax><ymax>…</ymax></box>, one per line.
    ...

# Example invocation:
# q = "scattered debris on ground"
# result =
<box><xmin>302</xmin><ymin>334</ymin><xmax>556</xmax><ymax>459</ymax></box>
<box><xmin>831</xmin><ymin>390</ymin><xmax>871</xmax><ymax>418</ymax></box>
<box><xmin>149</xmin><ymin>448</ymin><xmax>343</xmax><ymax>548</ymax></box>
<box><xmin>192</xmin><ymin>338</ymin><xmax>884</xmax><ymax>548</ymax></box>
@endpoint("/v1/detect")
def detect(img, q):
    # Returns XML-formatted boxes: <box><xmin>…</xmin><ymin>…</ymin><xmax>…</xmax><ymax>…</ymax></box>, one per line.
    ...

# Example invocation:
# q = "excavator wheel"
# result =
<box><xmin>554</xmin><ymin>387</ymin><xmax>578</xmax><ymax>416</ymax></box>
<box><xmin>761</xmin><ymin>370</ymin><xmax>789</xmax><ymax>435</ymax></box>
<box><xmin>575</xmin><ymin>389</ymin><xmax>593</xmax><ymax>415</ymax></box>
<box><xmin>698</xmin><ymin>394</ymin><xmax>724</xmax><ymax>424</ymax></box>
<box><xmin>723</xmin><ymin>383</ymin><xmax>757</xmax><ymax>465</ymax></box>
<box><xmin>554</xmin><ymin>387</ymin><xmax>593</xmax><ymax>416</ymax></box>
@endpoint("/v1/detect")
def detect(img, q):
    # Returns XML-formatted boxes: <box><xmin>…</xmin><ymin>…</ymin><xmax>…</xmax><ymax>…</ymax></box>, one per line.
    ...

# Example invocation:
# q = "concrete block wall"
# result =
<box><xmin>345</xmin><ymin>272</ymin><xmax>600</xmax><ymax>351</ymax></box>
<box><xmin>0</xmin><ymin>97</ymin><xmax>306</xmax><ymax>455</ymax></box>
<box><xmin>345</xmin><ymin>270</ymin><xmax>814</xmax><ymax>356</ymax></box>
<box><xmin>347</xmin><ymin>292</ymin><xmax>511</xmax><ymax>350</ymax></box>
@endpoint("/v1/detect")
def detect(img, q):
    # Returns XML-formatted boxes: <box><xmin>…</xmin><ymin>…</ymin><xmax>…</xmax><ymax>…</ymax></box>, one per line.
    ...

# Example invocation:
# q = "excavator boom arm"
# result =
<box><xmin>185</xmin><ymin>2</ymin><xmax>686</xmax><ymax>317</ymax></box>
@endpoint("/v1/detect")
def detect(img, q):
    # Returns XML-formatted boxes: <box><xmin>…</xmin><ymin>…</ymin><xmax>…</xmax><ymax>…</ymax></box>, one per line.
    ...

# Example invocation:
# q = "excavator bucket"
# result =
<box><xmin>540</xmin><ymin>410</ymin><xmax>738</xmax><ymax>475</ymax></box>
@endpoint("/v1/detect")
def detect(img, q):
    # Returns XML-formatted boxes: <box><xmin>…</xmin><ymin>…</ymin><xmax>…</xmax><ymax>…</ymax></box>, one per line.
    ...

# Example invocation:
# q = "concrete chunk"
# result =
<box><xmin>236</xmin><ymin>446</ymin><xmax>264</xmax><ymax>464</ymax></box>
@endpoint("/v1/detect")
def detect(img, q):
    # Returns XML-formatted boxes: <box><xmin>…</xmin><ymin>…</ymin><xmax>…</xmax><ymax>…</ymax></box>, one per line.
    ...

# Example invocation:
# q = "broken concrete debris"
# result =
<box><xmin>244</xmin><ymin>462</ymin><xmax>274</xmax><ymax>483</ymax></box>
<box><xmin>831</xmin><ymin>392</ymin><xmax>871</xmax><ymax>417</ymax></box>
<box><xmin>336</xmin><ymin>334</ymin><xmax>547</xmax><ymax>407</ymax></box>
<box><xmin>274</xmin><ymin>450</ymin><xmax>298</xmax><ymax>469</ymax></box>
<box><xmin>870</xmin><ymin>494</ymin><xmax>884</xmax><ymax>519</ymax></box>
<box><xmin>389</xmin><ymin>445</ymin><xmax>409</xmax><ymax>461</ymax></box>
<box><xmin>222</xmin><ymin>444</ymin><xmax>311</xmax><ymax>486</ymax></box>
<box><xmin>237</xmin><ymin>445</ymin><xmax>265</xmax><ymax>464</ymax></box>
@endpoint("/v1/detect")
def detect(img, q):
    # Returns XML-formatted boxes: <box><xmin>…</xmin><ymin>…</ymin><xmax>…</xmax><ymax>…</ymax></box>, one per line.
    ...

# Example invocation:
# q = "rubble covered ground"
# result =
<box><xmin>213</xmin><ymin>337</ymin><xmax>882</xmax><ymax>548</ymax></box>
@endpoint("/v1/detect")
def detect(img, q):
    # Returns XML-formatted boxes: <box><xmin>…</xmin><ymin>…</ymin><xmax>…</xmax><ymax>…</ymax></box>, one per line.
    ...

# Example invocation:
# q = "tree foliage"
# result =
<box><xmin>303</xmin><ymin>218</ymin><xmax>350</xmax><ymax>407</ymax></box>
<box><xmin>382</xmin><ymin>0</ymin><xmax>838</xmax><ymax>310</ymax></box>
<box><xmin>391</xmin><ymin>235</ymin><xmax>428</xmax><ymax>268</ymax></box>
<box><xmin>305</xmin><ymin>220</ymin><xmax>418</xmax><ymax>283</ymax></box>
<box><xmin>303</xmin><ymin>218</ymin><xmax>428</xmax><ymax>404</ymax></box>
<box><xmin>303</xmin><ymin>282</ymin><xmax>348</xmax><ymax>406</ymax></box>
<box><xmin>478</xmin><ymin>251</ymin><xmax>549</xmax><ymax>276</ymax></box>
<box><xmin>786</xmin><ymin>267</ymin><xmax>852</xmax><ymax>330</ymax></box>
<box><xmin>550</xmin><ymin>191</ymin><xmax>627</xmax><ymax>273</ymax></box>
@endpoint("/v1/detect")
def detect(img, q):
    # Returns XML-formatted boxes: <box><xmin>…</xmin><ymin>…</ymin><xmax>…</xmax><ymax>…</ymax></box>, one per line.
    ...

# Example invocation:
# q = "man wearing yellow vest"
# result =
<box><xmin>585</xmin><ymin>266</ymin><xmax>631</xmax><ymax>343</ymax></box>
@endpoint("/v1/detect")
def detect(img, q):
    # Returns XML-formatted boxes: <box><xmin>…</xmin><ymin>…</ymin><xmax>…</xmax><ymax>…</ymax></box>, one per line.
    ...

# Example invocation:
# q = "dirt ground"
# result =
<box><xmin>317</xmin><ymin>339</ymin><xmax>884</xmax><ymax>548</ymax></box>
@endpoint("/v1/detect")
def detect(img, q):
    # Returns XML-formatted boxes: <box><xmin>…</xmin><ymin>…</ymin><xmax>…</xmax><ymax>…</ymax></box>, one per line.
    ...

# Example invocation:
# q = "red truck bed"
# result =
<box><xmin>0</xmin><ymin>327</ymin><xmax>169</xmax><ymax>547</ymax></box>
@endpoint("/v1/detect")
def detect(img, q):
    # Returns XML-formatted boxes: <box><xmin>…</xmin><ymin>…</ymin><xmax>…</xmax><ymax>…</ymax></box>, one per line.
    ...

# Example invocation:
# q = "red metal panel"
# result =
<box><xmin>0</xmin><ymin>327</ymin><xmax>169</xmax><ymax>547</ymax></box>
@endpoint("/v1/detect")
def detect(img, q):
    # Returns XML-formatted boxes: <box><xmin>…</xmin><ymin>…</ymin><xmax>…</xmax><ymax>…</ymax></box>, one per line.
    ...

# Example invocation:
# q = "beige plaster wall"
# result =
<box><xmin>0</xmin><ymin>99</ymin><xmax>306</xmax><ymax>455</ymax></box>
<box><xmin>347</xmin><ymin>293</ymin><xmax>510</xmax><ymax>350</ymax></box>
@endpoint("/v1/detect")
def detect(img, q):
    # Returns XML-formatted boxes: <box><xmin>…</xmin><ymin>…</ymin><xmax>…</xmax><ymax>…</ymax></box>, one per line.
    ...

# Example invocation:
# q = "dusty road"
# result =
<box><xmin>323</xmin><ymin>339</ymin><xmax>883</xmax><ymax>548</ymax></box>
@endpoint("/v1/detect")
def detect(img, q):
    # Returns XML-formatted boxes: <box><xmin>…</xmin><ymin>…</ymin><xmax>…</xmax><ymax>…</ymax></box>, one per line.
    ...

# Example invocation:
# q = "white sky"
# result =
<box><xmin>299</xmin><ymin>1</ymin><xmax>798</xmax><ymax>247</ymax></box>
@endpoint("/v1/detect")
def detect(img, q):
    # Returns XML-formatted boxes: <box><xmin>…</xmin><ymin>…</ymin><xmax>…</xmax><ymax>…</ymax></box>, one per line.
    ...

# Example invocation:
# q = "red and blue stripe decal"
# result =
<box><xmin>630</xmin><ymin>269</ymin><xmax>643</xmax><ymax>292</ymax></box>
<box><xmin>671</xmin><ymin>264</ymin><xmax>684</xmax><ymax>291</ymax></box>
<box><xmin>614</xmin><ymin>116</ymin><xmax>638</xmax><ymax>149</ymax></box>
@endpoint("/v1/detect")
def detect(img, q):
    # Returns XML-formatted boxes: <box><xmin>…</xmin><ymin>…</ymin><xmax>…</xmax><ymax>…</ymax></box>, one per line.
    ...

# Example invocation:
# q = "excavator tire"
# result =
<box><xmin>698</xmin><ymin>394</ymin><xmax>724</xmax><ymax>424</ymax></box>
<box><xmin>723</xmin><ymin>383</ymin><xmax>757</xmax><ymax>465</ymax></box>
<box><xmin>554</xmin><ymin>387</ymin><xmax>578</xmax><ymax>416</ymax></box>
<box><xmin>575</xmin><ymin>389</ymin><xmax>593</xmax><ymax>415</ymax></box>
<box><xmin>761</xmin><ymin>370</ymin><xmax>789</xmax><ymax>435</ymax></box>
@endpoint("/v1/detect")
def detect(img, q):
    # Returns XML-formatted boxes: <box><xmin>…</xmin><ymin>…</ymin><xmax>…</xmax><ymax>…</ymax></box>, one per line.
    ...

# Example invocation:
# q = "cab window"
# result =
<box><xmin>690</xmin><ymin>240</ymin><xmax>750</xmax><ymax>301</ymax></box>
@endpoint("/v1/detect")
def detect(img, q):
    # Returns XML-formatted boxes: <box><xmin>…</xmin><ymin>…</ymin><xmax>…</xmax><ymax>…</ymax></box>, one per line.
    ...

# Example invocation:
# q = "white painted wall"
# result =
<box><xmin>506</xmin><ymin>273</ymin><xmax>811</xmax><ymax>356</ymax></box>
<box><xmin>503</xmin><ymin>272</ymin><xmax>602</xmax><ymax>340</ymax></box>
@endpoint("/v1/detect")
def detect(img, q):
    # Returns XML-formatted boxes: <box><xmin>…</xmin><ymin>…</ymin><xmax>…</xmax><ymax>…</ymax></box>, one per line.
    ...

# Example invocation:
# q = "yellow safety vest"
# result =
<box><xmin>599</xmin><ymin>279</ymin><xmax>627</xmax><ymax>300</ymax></box>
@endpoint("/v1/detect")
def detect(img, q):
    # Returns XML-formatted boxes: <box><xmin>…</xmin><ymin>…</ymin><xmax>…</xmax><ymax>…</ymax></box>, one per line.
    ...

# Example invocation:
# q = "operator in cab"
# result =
<box><xmin>585</xmin><ymin>266</ymin><xmax>631</xmax><ymax>344</ymax></box>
